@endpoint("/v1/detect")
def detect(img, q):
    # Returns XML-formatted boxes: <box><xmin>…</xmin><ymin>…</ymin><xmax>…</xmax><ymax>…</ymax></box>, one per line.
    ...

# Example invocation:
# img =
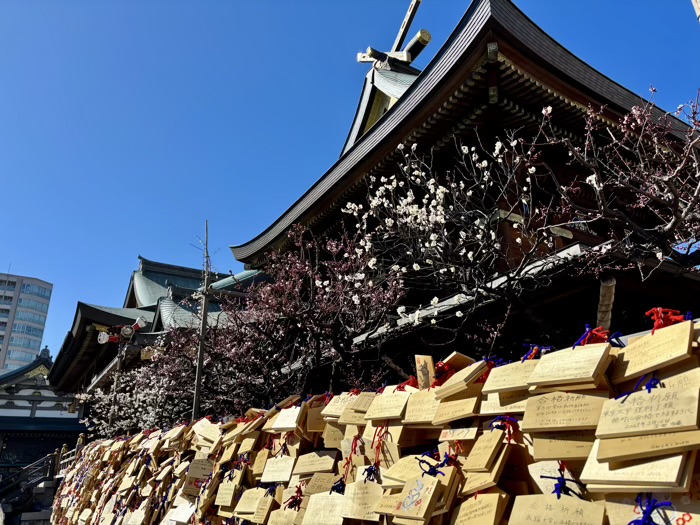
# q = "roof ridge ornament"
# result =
<box><xmin>357</xmin><ymin>0</ymin><xmax>431</xmax><ymax>67</ymax></box>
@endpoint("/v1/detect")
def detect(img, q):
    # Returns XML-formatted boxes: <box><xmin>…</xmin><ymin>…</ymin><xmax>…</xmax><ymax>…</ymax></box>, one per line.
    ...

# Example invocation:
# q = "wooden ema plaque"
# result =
<box><xmin>605</xmin><ymin>494</ymin><xmax>700</xmax><ymax>525</ymax></box>
<box><xmin>364</xmin><ymin>391</ymin><xmax>411</xmax><ymax>420</ymax></box>
<box><xmin>434</xmin><ymin>360</ymin><xmax>487</xmax><ymax>400</ymax></box>
<box><xmin>268</xmin><ymin>509</ymin><xmax>297</xmax><ymax>525</ymax></box>
<box><xmin>301</xmin><ymin>493</ymin><xmax>345</xmax><ymax>525</ymax></box>
<box><xmin>460</xmin><ymin>442</ymin><xmax>510</xmax><ymax>496</ymax></box>
<box><xmin>260</xmin><ymin>455</ymin><xmax>296</xmax><ymax>483</ymax></box>
<box><xmin>393</xmin><ymin>475</ymin><xmax>440</xmax><ymax>520</ymax></box>
<box><xmin>595</xmin><ymin>386</ymin><xmax>700</xmax><ymax>438</ymax></box>
<box><xmin>341</xmin><ymin>481</ymin><xmax>383</xmax><ymax>522</ymax></box>
<box><xmin>509</xmin><ymin>495</ymin><xmax>605</xmax><ymax>525</ymax></box>
<box><xmin>586</xmin><ymin>451</ymin><xmax>697</xmax><ymax>493</ymax></box>
<box><xmin>581</xmin><ymin>439</ymin><xmax>687</xmax><ymax>486</ymax></box>
<box><xmin>320</xmin><ymin>393</ymin><xmax>352</xmax><ymax>418</ymax></box>
<box><xmin>482</xmin><ymin>360</ymin><xmax>539</xmax><ymax>394</ymax></box>
<box><xmin>292</xmin><ymin>451</ymin><xmax>336</xmax><ymax>475</ymax></box>
<box><xmin>234</xmin><ymin>488</ymin><xmax>267</xmax><ymax>516</ymax></box>
<box><xmin>402</xmin><ymin>389</ymin><xmax>440</xmax><ymax>424</ymax></box>
<box><xmin>415</xmin><ymin>355</ymin><xmax>435</xmax><ymax>389</ymax></box>
<box><xmin>531</xmin><ymin>430</ymin><xmax>595</xmax><ymax>461</ymax></box>
<box><xmin>463</xmin><ymin>429</ymin><xmax>504</xmax><ymax>472</ymax></box>
<box><xmin>526</xmin><ymin>343</ymin><xmax>610</xmax><ymax>387</ymax></box>
<box><xmin>432</xmin><ymin>390</ymin><xmax>480</xmax><ymax>425</ymax></box>
<box><xmin>596</xmin><ymin>429</ymin><xmax>700</xmax><ymax>462</ymax></box>
<box><xmin>612</xmin><ymin>320</ymin><xmax>693</xmax><ymax>384</ymax></box>
<box><xmin>617</xmin><ymin>355</ymin><xmax>700</xmax><ymax>393</ymax></box>
<box><xmin>449</xmin><ymin>491</ymin><xmax>508</xmax><ymax>525</ymax></box>
<box><xmin>439</xmin><ymin>425</ymin><xmax>479</xmax><ymax>442</ymax></box>
<box><xmin>272</xmin><ymin>406</ymin><xmax>303</xmax><ymax>432</ymax></box>
<box><xmin>479</xmin><ymin>391</ymin><xmax>528</xmax><ymax>415</ymax></box>
<box><xmin>521</xmin><ymin>392</ymin><xmax>606</xmax><ymax>432</ymax></box>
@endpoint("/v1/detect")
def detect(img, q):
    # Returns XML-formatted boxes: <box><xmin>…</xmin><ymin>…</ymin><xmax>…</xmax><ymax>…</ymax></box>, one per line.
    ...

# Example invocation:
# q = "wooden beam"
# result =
<box><xmin>392</xmin><ymin>0</ymin><xmax>422</xmax><ymax>53</ymax></box>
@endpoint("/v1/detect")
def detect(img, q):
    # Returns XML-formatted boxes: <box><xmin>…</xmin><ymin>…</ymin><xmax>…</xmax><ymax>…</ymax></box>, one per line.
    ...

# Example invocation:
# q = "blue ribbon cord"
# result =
<box><xmin>573</xmin><ymin>324</ymin><xmax>594</xmax><ymax>348</ymax></box>
<box><xmin>489</xmin><ymin>415</ymin><xmax>519</xmax><ymax>432</ymax></box>
<box><xmin>262</xmin><ymin>483</ymin><xmax>278</xmax><ymax>498</ymax></box>
<box><xmin>363</xmin><ymin>463</ymin><xmax>380</xmax><ymax>483</ymax></box>
<box><xmin>608</xmin><ymin>331</ymin><xmax>626</xmax><ymax>348</ymax></box>
<box><xmin>329</xmin><ymin>477</ymin><xmax>346</xmax><ymax>495</ymax></box>
<box><xmin>616</xmin><ymin>372</ymin><xmax>662</xmax><ymax>403</ymax></box>
<box><xmin>521</xmin><ymin>344</ymin><xmax>552</xmax><ymax>362</ymax></box>
<box><xmin>628</xmin><ymin>493</ymin><xmax>672</xmax><ymax>525</ymax></box>
<box><xmin>539</xmin><ymin>472</ymin><xmax>585</xmax><ymax>499</ymax></box>
<box><xmin>415</xmin><ymin>457</ymin><xmax>445</xmax><ymax>478</ymax></box>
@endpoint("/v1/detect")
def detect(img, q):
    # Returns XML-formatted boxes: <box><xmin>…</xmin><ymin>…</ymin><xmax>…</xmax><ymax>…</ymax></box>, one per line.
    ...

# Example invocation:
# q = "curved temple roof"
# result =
<box><xmin>231</xmin><ymin>0</ymin><xmax>685</xmax><ymax>266</ymax></box>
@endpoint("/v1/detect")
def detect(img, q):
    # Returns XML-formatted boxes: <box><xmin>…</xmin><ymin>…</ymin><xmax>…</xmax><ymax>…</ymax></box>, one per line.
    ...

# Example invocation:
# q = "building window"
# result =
<box><xmin>17</xmin><ymin>298</ymin><xmax>49</xmax><ymax>314</ymax></box>
<box><xmin>21</xmin><ymin>283</ymin><xmax>51</xmax><ymax>299</ymax></box>
<box><xmin>7</xmin><ymin>349</ymin><xmax>36</xmax><ymax>362</ymax></box>
<box><xmin>2</xmin><ymin>363</ymin><xmax>21</xmax><ymax>371</ymax></box>
<box><xmin>12</xmin><ymin>323</ymin><xmax>43</xmax><ymax>338</ymax></box>
<box><xmin>14</xmin><ymin>311</ymin><xmax>46</xmax><ymax>325</ymax></box>
<box><xmin>9</xmin><ymin>336</ymin><xmax>41</xmax><ymax>351</ymax></box>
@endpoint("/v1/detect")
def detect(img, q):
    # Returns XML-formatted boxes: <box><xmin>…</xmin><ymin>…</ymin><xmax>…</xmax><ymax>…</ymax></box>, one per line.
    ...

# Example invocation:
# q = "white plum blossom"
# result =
<box><xmin>586</xmin><ymin>174</ymin><xmax>603</xmax><ymax>191</ymax></box>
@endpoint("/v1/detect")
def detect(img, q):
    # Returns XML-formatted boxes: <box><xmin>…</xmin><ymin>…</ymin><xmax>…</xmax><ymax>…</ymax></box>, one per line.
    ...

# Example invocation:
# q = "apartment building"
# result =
<box><xmin>0</xmin><ymin>273</ymin><xmax>52</xmax><ymax>372</ymax></box>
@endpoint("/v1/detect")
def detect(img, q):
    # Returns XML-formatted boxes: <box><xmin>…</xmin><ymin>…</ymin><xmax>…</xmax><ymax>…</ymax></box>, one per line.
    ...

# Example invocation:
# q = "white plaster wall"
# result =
<box><xmin>34</xmin><ymin>410</ymin><xmax>79</xmax><ymax>418</ymax></box>
<box><xmin>0</xmin><ymin>408</ymin><xmax>31</xmax><ymax>416</ymax></box>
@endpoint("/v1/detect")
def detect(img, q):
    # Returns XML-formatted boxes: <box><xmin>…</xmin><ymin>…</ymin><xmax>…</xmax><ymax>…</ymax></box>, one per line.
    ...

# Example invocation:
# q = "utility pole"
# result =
<box><xmin>191</xmin><ymin>220</ymin><xmax>211</xmax><ymax>421</ymax></box>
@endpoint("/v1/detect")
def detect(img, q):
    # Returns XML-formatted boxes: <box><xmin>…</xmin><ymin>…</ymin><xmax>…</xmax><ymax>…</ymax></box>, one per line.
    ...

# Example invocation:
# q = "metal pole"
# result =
<box><xmin>191</xmin><ymin>221</ymin><xmax>210</xmax><ymax>421</ymax></box>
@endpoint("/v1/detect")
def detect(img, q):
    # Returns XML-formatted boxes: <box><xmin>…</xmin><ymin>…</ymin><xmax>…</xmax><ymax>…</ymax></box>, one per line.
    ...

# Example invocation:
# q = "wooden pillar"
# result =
<box><xmin>53</xmin><ymin>448</ymin><xmax>61</xmax><ymax>477</ymax></box>
<box><xmin>597</xmin><ymin>276</ymin><xmax>616</xmax><ymax>330</ymax></box>
<box><xmin>77</xmin><ymin>433</ymin><xmax>86</xmax><ymax>451</ymax></box>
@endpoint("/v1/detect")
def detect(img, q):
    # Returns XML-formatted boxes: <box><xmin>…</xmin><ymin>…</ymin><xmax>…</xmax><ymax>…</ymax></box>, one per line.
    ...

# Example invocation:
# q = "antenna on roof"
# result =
<box><xmin>358</xmin><ymin>0</ymin><xmax>432</xmax><ymax>66</ymax></box>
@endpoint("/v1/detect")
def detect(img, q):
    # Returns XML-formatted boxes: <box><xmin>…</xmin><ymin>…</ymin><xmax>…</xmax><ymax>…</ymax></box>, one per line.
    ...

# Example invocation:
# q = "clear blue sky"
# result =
<box><xmin>0</xmin><ymin>1</ymin><xmax>698</xmax><ymax>357</ymax></box>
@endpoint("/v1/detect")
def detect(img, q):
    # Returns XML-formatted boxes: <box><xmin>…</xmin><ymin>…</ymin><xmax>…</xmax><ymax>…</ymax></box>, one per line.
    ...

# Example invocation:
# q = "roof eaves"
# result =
<box><xmin>230</xmin><ymin>0</ymin><xmax>494</xmax><ymax>264</ymax></box>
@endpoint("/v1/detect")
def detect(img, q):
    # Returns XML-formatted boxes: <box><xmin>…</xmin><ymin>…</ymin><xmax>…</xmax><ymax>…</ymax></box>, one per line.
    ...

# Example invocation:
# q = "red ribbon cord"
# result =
<box><xmin>582</xmin><ymin>326</ymin><xmax>609</xmax><ymax>346</ymax></box>
<box><xmin>371</xmin><ymin>422</ymin><xmax>390</xmax><ymax>466</ymax></box>
<box><xmin>476</xmin><ymin>362</ymin><xmax>496</xmax><ymax>384</ymax></box>
<box><xmin>342</xmin><ymin>434</ymin><xmax>363</xmax><ymax>482</ymax></box>
<box><xmin>646</xmin><ymin>307</ymin><xmax>686</xmax><ymax>335</ymax></box>
<box><xmin>283</xmin><ymin>484</ymin><xmax>304</xmax><ymax>511</ymax></box>
<box><xmin>429</xmin><ymin>362</ymin><xmax>455</xmax><ymax>389</ymax></box>
<box><xmin>395</xmin><ymin>376</ymin><xmax>419</xmax><ymax>391</ymax></box>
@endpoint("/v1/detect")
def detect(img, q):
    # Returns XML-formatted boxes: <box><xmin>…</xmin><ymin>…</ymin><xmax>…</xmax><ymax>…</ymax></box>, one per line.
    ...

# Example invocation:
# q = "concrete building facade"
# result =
<box><xmin>0</xmin><ymin>274</ymin><xmax>53</xmax><ymax>373</ymax></box>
